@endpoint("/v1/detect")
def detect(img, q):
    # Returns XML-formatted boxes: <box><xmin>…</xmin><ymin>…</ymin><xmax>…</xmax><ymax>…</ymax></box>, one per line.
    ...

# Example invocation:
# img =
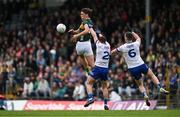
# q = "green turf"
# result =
<box><xmin>0</xmin><ymin>110</ymin><xmax>180</xmax><ymax>117</ymax></box>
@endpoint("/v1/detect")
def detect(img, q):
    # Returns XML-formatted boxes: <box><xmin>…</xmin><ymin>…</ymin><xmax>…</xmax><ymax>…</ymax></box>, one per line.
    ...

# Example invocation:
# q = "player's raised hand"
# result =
<box><xmin>68</xmin><ymin>29</ymin><xmax>75</xmax><ymax>34</ymax></box>
<box><xmin>68</xmin><ymin>29</ymin><xmax>79</xmax><ymax>35</ymax></box>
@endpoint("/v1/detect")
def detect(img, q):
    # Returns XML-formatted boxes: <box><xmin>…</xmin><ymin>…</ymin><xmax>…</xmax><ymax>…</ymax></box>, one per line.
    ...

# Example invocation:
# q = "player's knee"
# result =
<box><xmin>138</xmin><ymin>83</ymin><xmax>144</xmax><ymax>89</ymax></box>
<box><xmin>86</xmin><ymin>78</ymin><xmax>94</xmax><ymax>85</ymax></box>
<box><xmin>102</xmin><ymin>87</ymin><xmax>108</xmax><ymax>91</ymax></box>
<box><xmin>87</xmin><ymin>60</ymin><xmax>94</xmax><ymax>68</ymax></box>
<box><xmin>102</xmin><ymin>82</ymin><xmax>108</xmax><ymax>89</ymax></box>
<box><xmin>89</xmin><ymin>63</ymin><xmax>94</xmax><ymax>68</ymax></box>
<box><xmin>85</xmin><ymin>80</ymin><xmax>89</xmax><ymax>86</ymax></box>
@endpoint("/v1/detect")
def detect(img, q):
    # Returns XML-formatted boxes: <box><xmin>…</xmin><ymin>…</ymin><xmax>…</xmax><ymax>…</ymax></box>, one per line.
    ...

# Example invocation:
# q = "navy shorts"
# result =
<box><xmin>89</xmin><ymin>66</ymin><xmax>108</xmax><ymax>81</ymax></box>
<box><xmin>128</xmin><ymin>64</ymin><xmax>149</xmax><ymax>80</ymax></box>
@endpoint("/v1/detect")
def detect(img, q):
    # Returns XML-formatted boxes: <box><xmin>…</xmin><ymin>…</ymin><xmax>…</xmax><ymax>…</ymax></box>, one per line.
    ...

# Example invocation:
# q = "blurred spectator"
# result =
<box><xmin>64</xmin><ymin>82</ymin><xmax>74</xmax><ymax>100</ymax></box>
<box><xmin>52</xmin><ymin>82</ymin><xmax>59</xmax><ymax>99</ymax></box>
<box><xmin>3</xmin><ymin>64</ymin><xmax>17</xmax><ymax>99</ymax></box>
<box><xmin>52</xmin><ymin>81</ymin><xmax>67</xmax><ymax>100</ymax></box>
<box><xmin>0</xmin><ymin>94</ymin><xmax>6</xmax><ymax>110</ymax></box>
<box><xmin>73</xmin><ymin>80</ymin><xmax>85</xmax><ymax>101</ymax></box>
<box><xmin>109</xmin><ymin>90</ymin><xmax>122</xmax><ymax>102</ymax></box>
<box><xmin>56</xmin><ymin>82</ymin><xmax>67</xmax><ymax>100</ymax></box>
<box><xmin>35</xmin><ymin>75</ymin><xmax>51</xmax><ymax>99</ymax></box>
<box><xmin>169</xmin><ymin>68</ymin><xmax>179</xmax><ymax>95</ymax></box>
<box><xmin>22</xmin><ymin>77</ymin><xmax>33</xmax><ymax>98</ymax></box>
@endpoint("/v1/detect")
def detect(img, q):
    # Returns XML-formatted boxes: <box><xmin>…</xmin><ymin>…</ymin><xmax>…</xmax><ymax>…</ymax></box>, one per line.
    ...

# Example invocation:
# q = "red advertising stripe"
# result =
<box><xmin>23</xmin><ymin>100</ymin><xmax>113</xmax><ymax>110</ymax></box>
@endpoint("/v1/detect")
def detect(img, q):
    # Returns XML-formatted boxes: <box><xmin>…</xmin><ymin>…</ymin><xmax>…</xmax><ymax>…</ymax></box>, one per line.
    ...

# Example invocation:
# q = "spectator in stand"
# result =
<box><xmin>0</xmin><ymin>94</ymin><xmax>6</xmax><ymax>110</ymax></box>
<box><xmin>35</xmin><ymin>75</ymin><xmax>51</xmax><ymax>99</ymax></box>
<box><xmin>169</xmin><ymin>68</ymin><xmax>179</xmax><ymax>95</ymax></box>
<box><xmin>109</xmin><ymin>90</ymin><xmax>122</xmax><ymax>102</ymax></box>
<box><xmin>52</xmin><ymin>82</ymin><xmax>67</xmax><ymax>100</ymax></box>
<box><xmin>22</xmin><ymin>77</ymin><xmax>33</xmax><ymax>98</ymax></box>
<box><xmin>52</xmin><ymin>82</ymin><xmax>59</xmax><ymax>99</ymax></box>
<box><xmin>73</xmin><ymin>80</ymin><xmax>86</xmax><ymax>101</ymax></box>
<box><xmin>57</xmin><ymin>82</ymin><xmax>68</xmax><ymax>100</ymax></box>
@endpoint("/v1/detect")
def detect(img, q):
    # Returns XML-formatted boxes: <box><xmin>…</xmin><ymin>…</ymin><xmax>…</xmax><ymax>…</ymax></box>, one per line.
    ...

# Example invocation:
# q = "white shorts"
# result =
<box><xmin>76</xmin><ymin>41</ymin><xmax>93</xmax><ymax>56</ymax></box>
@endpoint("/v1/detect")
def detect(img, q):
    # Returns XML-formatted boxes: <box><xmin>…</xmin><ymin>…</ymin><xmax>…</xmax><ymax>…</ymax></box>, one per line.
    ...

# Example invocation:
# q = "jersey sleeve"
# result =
<box><xmin>78</xmin><ymin>23</ymin><xmax>84</xmax><ymax>29</ymax></box>
<box><xmin>83</xmin><ymin>20</ymin><xmax>93</xmax><ymax>28</ymax></box>
<box><xmin>95</xmin><ymin>39</ymin><xmax>99</xmax><ymax>44</ymax></box>
<box><xmin>135</xmin><ymin>40</ymin><xmax>140</xmax><ymax>47</ymax></box>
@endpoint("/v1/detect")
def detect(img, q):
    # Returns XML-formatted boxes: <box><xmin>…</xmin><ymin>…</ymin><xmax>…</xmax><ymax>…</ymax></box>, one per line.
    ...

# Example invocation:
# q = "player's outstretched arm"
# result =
<box><xmin>132</xmin><ymin>32</ymin><xmax>141</xmax><ymax>43</ymax></box>
<box><xmin>111</xmin><ymin>48</ymin><xmax>118</xmax><ymax>55</ymax></box>
<box><xmin>68</xmin><ymin>29</ymin><xmax>79</xmax><ymax>34</ymax></box>
<box><xmin>90</xmin><ymin>28</ymin><xmax>98</xmax><ymax>42</ymax></box>
<box><xmin>111</xmin><ymin>44</ymin><xmax>123</xmax><ymax>55</ymax></box>
<box><xmin>71</xmin><ymin>24</ymin><xmax>90</xmax><ymax>42</ymax></box>
<box><xmin>74</xmin><ymin>24</ymin><xmax>90</xmax><ymax>37</ymax></box>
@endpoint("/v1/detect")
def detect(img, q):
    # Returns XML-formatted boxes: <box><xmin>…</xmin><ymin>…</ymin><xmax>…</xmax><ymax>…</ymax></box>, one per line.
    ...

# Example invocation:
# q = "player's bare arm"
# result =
<box><xmin>71</xmin><ymin>24</ymin><xmax>90</xmax><ymax>42</ymax></box>
<box><xmin>111</xmin><ymin>48</ymin><xmax>118</xmax><ymax>55</ymax></box>
<box><xmin>89</xmin><ymin>28</ymin><xmax>98</xmax><ymax>42</ymax></box>
<box><xmin>132</xmin><ymin>32</ymin><xmax>141</xmax><ymax>43</ymax></box>
<box><xmin>68</xmin><ymin>29</ymin><xmax>79</xmax><ymax>34</ymax></box>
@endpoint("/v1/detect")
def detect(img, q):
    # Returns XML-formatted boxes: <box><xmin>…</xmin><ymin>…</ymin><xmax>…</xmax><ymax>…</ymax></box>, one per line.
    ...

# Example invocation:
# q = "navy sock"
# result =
<box><xmin>104</xmin><ymin>98</ymin><xmax>108</xmax><ymax>105</ymax></box>
<box><xmin>157</xmin><ymin>83</ymin><xmax>162</xmax><ymax>90</ymax></box>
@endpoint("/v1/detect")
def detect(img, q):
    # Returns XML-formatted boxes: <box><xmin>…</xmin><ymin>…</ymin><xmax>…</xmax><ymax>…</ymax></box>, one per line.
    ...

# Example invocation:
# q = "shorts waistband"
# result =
<box><xmin>78</xmin><ymin>40</ymin><xmax>90</xmax><ymax>42</ymax></box>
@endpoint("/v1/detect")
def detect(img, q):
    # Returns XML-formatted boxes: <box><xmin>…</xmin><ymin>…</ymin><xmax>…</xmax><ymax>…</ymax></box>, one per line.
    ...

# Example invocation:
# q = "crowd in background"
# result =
<box><xmin>0</xmin><ymin>0</ymin><xmax>179</xmax><ymax>107</ymax></box>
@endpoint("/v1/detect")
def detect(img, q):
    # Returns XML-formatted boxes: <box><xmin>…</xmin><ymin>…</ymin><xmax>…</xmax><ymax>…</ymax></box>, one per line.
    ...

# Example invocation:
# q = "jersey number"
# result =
<box><xmin>128</xmin><ymin>49</ymin><xmax>136</xmax><ymax>57</ymax></box>
<box><xmin>102</xmin><ymin>51</ymin><xmax>110</xmax><ymax>60</ymax></box>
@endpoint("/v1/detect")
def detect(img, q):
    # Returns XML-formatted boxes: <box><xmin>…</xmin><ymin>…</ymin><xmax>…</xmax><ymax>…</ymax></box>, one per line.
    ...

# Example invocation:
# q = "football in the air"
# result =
<box><xmin>56</xmin><ymin>23</ymin><xmax>66</xmax><ymax>33</ymax></box>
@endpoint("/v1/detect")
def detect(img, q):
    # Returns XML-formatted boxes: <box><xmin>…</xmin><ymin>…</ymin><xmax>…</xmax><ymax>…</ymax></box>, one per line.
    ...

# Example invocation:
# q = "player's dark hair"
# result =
<box><xmin>81</xmin><ymin>8</ymin><xmax>93</xmax><ymax>17</ymax></box>
<box><xmin>98</xmin><ymin>33</ymin><xmax>106</xmax><ymax>43</ymax></box>
<box><xmin>125</xmin><ymin>32</ymin><xmax>133</xmax><ymax>42</ymax></box>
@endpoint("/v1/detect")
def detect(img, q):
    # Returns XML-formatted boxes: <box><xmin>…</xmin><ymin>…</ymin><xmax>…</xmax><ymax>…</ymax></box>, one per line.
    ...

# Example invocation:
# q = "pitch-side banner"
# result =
<box><xmin>111</xmin><ymin>100</ymin><xmax>157</xmax><ymax>110</ymax></box>
<box><xmin>6</xmin><ymin>100</ymin><xmax>157</xmax><ymax>110</ymax></box>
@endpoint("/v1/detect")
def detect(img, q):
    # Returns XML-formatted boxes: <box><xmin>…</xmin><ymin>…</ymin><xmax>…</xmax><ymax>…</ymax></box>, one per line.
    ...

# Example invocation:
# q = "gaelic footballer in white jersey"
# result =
<box><xmin>116</xmin><ymin>40</ymin><xmax>144</xmax><ymax>69</ymax></box>
<box><xmin>95</xmin><ymin>40</ymin><xmax>110</xmax><ymax>68</ymax></box>
<box><xmin>111</xmin><ymin>31</ymin><xmax>169</xmax><ymax>107</ymax></box>
<box><xmin>112</xmin><ymin>31</ymin><xmax>150</xmax><ymax>79</ymax></box>
<box><xmin>84</xmin><ymin>31</ymin><xmax>110</xmax><ymax>110</ymax></box>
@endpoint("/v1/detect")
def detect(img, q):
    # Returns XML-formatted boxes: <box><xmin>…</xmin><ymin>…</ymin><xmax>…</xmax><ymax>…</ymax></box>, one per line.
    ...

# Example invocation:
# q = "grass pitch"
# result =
<box><xmin>0</xmin><ymin>110</ymin><xmax>179</xmax><ymax>117</ymax></box>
